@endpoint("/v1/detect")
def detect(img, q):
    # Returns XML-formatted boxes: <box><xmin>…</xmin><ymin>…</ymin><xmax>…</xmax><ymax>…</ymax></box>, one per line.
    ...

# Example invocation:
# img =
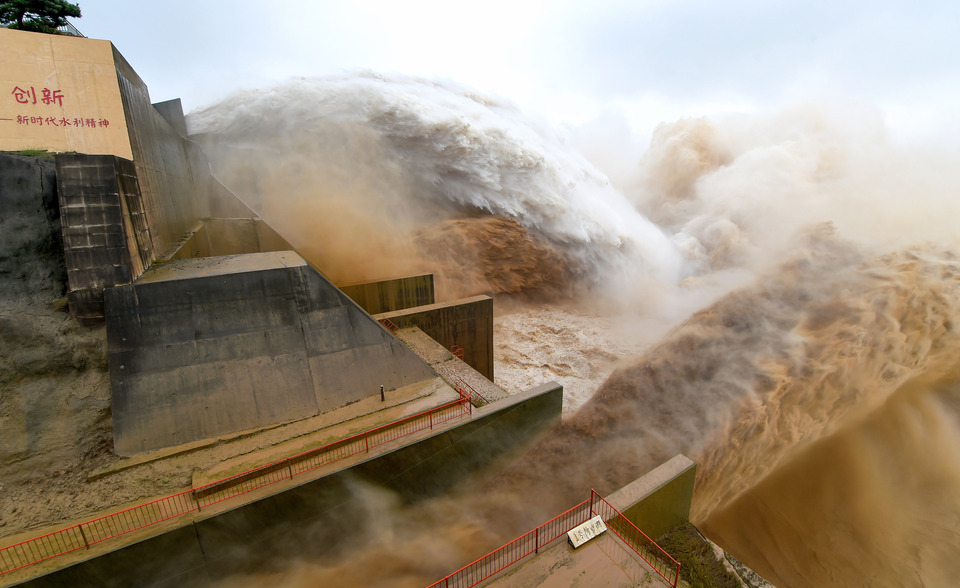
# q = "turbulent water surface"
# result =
<box><xmin>189</xmin><ymin>75</ymin><xmax>960</xmax><ymax>587</ymax></box>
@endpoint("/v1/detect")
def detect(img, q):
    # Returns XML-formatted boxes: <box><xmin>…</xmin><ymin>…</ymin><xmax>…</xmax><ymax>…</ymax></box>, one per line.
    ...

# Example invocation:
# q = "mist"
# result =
<box><xmin>189</xmin><ymin>75</ymin><xmax>960</xmax><ymax>587</ymax></box>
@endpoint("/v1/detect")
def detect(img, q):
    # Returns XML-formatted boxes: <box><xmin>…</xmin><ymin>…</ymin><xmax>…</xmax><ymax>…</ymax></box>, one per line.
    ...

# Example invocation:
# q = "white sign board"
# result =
<box><xmin>567</xmin><ymin>515</ymin><xmax>608</xmax><ymax>549</ymax></box>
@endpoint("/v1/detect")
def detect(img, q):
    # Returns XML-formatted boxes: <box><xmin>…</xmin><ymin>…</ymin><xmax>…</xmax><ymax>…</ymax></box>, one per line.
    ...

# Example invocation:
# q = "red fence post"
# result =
<box><xmin>535</xmin><ymin>526</ymin><xmax>539</xmax><ymax>554</ymax></box>
<box><xmin>674</xmin><ymin>562</ymin><xmax>681</xmax><ymax>587</ymax></box>
<box><xmin>77</xmin><ymin>525</ymin><xmax>89</xmax><ymax>549</ymax></box>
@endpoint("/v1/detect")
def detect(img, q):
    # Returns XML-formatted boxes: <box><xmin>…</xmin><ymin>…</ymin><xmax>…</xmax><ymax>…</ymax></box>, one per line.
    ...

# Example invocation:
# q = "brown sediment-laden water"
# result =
<box><xmin>190</xmin><ymin>75</ymin><xmax>960</xmax><ymax>587</ymax></box>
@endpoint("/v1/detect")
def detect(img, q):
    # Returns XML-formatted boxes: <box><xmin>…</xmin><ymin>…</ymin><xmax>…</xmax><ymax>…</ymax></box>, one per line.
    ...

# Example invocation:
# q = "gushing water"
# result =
<box><xmin>189</xmin><ymin>75</ymin><xmax>960</xmax><ymax>587</ymax></box>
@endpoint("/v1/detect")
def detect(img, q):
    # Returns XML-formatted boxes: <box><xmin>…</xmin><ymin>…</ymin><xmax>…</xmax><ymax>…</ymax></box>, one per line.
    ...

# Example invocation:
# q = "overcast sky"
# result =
<box><xmin>72</xmin><ymin>0</ymin><xmax>960</xmax><ymax>143</ymax></box>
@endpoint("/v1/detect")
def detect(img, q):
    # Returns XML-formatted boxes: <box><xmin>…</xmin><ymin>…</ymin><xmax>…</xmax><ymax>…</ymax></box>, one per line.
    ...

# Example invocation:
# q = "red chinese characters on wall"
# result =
<box><xmin>11</xmin><ymin>85</ymin><xmax>64</xmax><ymax>106</ymax></box>
<box><xmin>6</xmin><ymin>85</ymin><xmax>111</xmax><ymax>130</ymax></box>
<box><xmin>14</xmin><ymin>115</ymin><xmax>110</xmax><ymax>127</ymax></box>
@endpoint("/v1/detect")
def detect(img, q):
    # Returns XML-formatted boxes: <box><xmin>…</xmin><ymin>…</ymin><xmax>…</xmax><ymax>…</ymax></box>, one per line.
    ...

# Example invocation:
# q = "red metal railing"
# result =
<box><xmin>455</xmin><ymin>377</ymin><xmax>490</xmax><ymax>407</ymax></box>
<box><xmin>591</xmin><ymin>492</ymin><xmax>681</xmax><ymax>587</ymax></box>
<box><xmin>0</xmin><ymin>394</ymin><xmax>473</xmax><ymax>577</ymax></box>
<box><xmin>426</xmin><ymin>498</ymin><xmax>593</xmax><ymax>588</ymax></box>
<box><xmin>378</xmin><ymin>318</ymin><xmax>399</xmax><ymax>332</ymax></box>
<box><xmin>451</xmin><ymin>344</ymin><xmax>464</xmax><ymax>359</ymax></box>
<box><xmin>426</xmin><ymin>489</ymin><xmax>680</xmax><ymax>588</ymax></box>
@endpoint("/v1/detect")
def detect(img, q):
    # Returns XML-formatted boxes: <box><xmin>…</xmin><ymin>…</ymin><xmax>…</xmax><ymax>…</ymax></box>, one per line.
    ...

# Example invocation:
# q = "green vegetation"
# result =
<box><xmin>16</xmin><ymin>148</ymin><xmax>55</xmax><ymax>158</ymax></box>
<box><xmin>1</xmin><ymin>0</ymin><xmax>81</xmax><ymax>34</ymax></box>
<box><xmin>657</xmin><ymin>522</ymin><xmax>742</xmax><ymax>588</ymax></box>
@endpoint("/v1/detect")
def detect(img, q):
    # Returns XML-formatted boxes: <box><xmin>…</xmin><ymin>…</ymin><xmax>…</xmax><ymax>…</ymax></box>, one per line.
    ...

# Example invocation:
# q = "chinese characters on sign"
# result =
<box><xmin>12</xmin><ymin>86</ymin><xmax>64</xmax><ymax>106</ymax></box>
<box><xmin>567</xmin><ymin>515</ymin><xmax>608</xmax><ymax>549</ymax></box>
<box><xmin>15</xmin><ymin>116</ymin><xmax>109</xmax><ymax>127</ymax></box>
<box><xmin>6</xmin><ymin>85</ymin><xmax>110</xmax><ymax>130</ymax></box>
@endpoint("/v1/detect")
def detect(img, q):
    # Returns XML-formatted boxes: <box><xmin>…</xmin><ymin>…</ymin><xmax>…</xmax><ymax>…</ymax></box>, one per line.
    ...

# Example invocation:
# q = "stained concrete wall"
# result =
<box><xmin>105</xmin><ymin>251</ymin><xmax>438</xmax><ymax>455</ymax></box>
<box><xmin>376</xmin><ymin>295</ymin><xmax>494</xmax><ymax>380</ymax></box>
<box><xmin>18</xmin><ymin>382</ymin><xmax>563</xmax><ymax>588</ymax></box>
<box><xmin>6</xmin><ymin>31</ymin><xmax>272</xmax><ymax>325</ymax></box>
<box><xmin>152</xmin><ymin>98</ymin><xmax>188</xmax><ymax>139</ymax></box>
<box><xmin>606</xmin><ymin>454</ymin><xmax>697</xmax><ymax>540</ymax></box>
<box><xmin>163</xmin><ymin>218</ymin><xmax>293</xmax><ymax>262</ymax></box>
<box><xmin>111</xmin><ymin>48</ymin><xmax>256</xmax><ymax>259</ymax></box>
<box><xmin>53</xmin><ymin>137</ymin><xmax>262</xmax><ymax>323</ymax></box>
<box><xmin>56</xmin><ymin>154</ymin><xmax>149</xmax><ymax>325</ymax></box>
<box><xmin>0</xmin><ymin>153</ymin><xmax>64</xmax><ymax>301</ymax></box>
<box><xmin>339</xmin><ymin>274</ymin><xmax>435</xmax><ymax>314</ymax></box>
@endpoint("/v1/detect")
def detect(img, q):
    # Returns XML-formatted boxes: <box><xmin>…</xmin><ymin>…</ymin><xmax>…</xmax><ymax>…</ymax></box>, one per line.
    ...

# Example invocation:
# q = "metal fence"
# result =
<box><xmin>426</xmin><ymin>489</ymin><xmax>681</xmax><ymax>588</ymax></box>
<box><xmin>378</xmin><ymin>317</ymin><xmax>399</xmax><ymax>332</ymax></box>
<box><xmin>455</xmin><ymin>377</ymin><xmax>490</xmax><ymax>407</ymax></box>
<box><xmin>427</xmin><ymin>498</ymin><xmax>594</xmax><ymax>588</ymax></box>
<box><xmin>0</xmin><ymin>394</ymin><xmax>472</xmax><ymax>576</ymax></box>
<box><xmin>591</xmin><ymin>492</ymin><xmax>681</xmax><ymax>587</ymax></box>
<box><xmin>56</xmin><ymin>20</ymin><xmax>84</xmax><ymax>37</ymax></box>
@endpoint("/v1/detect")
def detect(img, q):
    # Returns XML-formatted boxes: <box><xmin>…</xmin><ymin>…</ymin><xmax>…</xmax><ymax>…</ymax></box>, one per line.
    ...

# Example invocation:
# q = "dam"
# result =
<box><xmin>0</xmin><ymin>24</ymin><xmax>759</xmax><ymax>588</ymax></box>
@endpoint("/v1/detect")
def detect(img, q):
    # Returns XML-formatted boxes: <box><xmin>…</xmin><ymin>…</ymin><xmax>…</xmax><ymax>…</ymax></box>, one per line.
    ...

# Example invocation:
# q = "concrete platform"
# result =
<box><xmin>480</xmin><ymin>530</ymin><xmax>672</xmax><ymax>588</ymax></box>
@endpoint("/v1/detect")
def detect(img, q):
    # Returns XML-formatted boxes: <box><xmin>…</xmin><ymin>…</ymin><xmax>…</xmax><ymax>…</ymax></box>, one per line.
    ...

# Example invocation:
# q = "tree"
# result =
<box><xmin>1</xmin><ymin>0</ymin><xmax>81</xmax><ymax>34</ymax></box>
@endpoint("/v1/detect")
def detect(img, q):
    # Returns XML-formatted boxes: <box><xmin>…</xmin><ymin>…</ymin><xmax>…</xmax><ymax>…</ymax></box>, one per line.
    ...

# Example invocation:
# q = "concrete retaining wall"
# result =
<box><xmin>376</xmin><ymin>295</ymin><xmax>494</xmax><ymax>381</ymax></box>
<box><xmin>105</xmin><ymin>251</ymin><xmax>437</xmax><ymax>455</ymax></box>
<box><xmin>19</xmin><ymin>382</ymin><xmax>564</xmax><ymax>587</ymax></box>
<box><xmin>339</xmin><ymin>274</ymin><xmax>435</xmax><ymax>315</ymax></box>
<box><xmin>56</xmin><ymin>154</ymin><xmax>148</xmax><ymax>325</ymax></box>
<box><xmin>606</xmin><ymin>454</ymin><xmax>697</xmax><ymax>540</ymax></box>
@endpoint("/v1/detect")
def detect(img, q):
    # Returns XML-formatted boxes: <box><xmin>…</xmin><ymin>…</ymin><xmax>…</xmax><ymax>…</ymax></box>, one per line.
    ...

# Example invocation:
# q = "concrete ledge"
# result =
<box><xmin>606</xmin><ymin>454</ymin><xmax>697</xmax><ymax>540</ymax></box>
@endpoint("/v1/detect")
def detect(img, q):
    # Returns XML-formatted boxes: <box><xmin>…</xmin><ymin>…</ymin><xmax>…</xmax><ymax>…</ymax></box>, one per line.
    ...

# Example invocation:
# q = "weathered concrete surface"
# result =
<box><xmin>55</xmin><ymin>154</ymin><xmax>148</xmax><ymax>325</ymax></box>
<box><xmin>376</xmin><ymin>295</ymin><xmax>494</xmax><ymax>381</ymax></box>
<box><xmin>152</xmin><ymin>99</ymin><xmax>188</xmax><ymax>139</ymax></box>
<box><xmin>395</xmin><ymin>326</ymin><xmax>508</xmax><ymax>404</ymax></box>
<box><xmin>105</xmin><ymin>251</ymin><xmax>437</xmax><ymax>455</ymax></box>
<box><xmin>606</xmin><ymin>454</ymin><xmax>697</xmax><ymax>540</ymax></box>
<box><xmin>162</xmin><ymin>218</ymin><xmax>292</xmax><ymax>262</ymax></box>
<box><xmin>0</xmin><ymin>153</ymin><xmax>63</xmax><ymax>302</ymax></box>
<box><xmin>112</xmin><ymin>47</ymin><xmax>256</xmax><ymax>257</ymax></box>
<box><xmin>17</xmin><ymin>382</ymin><xmax>564</xmax><ymax>587</ymax></box>
<box><xmin>46</xmin><ymin>49</ymin><xmax>262</xmax><ymax>327</ymax></box>
<box><xmin>5</xmin><ymin>31</ymin><xmax>262</xmax><ymax>325</ymax></box>
<box><xmin>339</xmin><ymin>274</ymin><xmax>435</xmax><ymax>314</ymax></box>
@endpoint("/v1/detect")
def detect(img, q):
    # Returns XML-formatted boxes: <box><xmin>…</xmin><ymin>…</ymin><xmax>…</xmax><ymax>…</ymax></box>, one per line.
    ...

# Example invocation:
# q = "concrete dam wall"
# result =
<box><xmin>105</xmin><ymin>251</ymin><xmax>438</xmax><ymax>455</ymax></box>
